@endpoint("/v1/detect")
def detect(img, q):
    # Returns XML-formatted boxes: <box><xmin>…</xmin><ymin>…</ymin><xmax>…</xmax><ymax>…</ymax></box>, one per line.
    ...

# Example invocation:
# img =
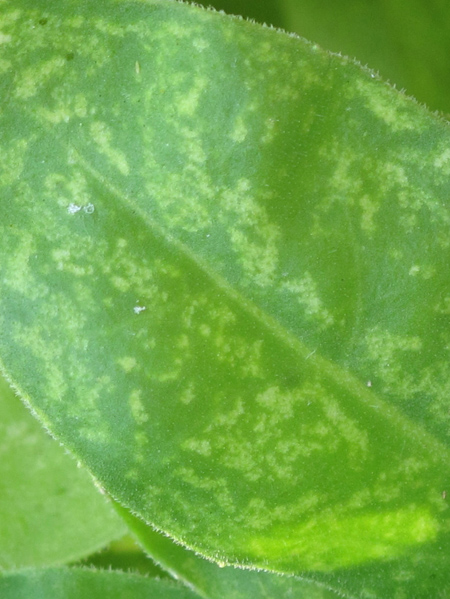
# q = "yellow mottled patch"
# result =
<box><xmin>356</xmin><ymin>80</ymin><xmax>424</xmax><ymax>132</ymax></box>
<box><xmin>0</xmin><ymin>32</ymin><xmax>12</xmax><ymax>44</ymax></box>
<box><xmin>193</xmin><ymin>38</ymin><xmax>209</xmax><ymax>51</ymax></box>
<box><xmin>281</xmin><ymin>272</ymin><xmax>333</xmax><ymax>327</ymax></box>
<box><xmin>14</xmin><ymin>57</ymin><xmax>66</xmax><ymax>100</ymax></box>
<box><xmin>117</xmin><ymin>356</ymin><xmax>137</xmax><ymax>373</ymax></box>
<box><xmin>409</xmin><ymin>264</ymin><xmax>435</xmax><ymax>279</ymax></box>
<box><xmin>179</xmin><ymin>383</ymin><xmax>195</xmax><ymax>405</ymax></box>
<box><xmin>359</xmin><ymin>194</ymin><xmax>379</xmax><ymax>233</ymax></box>
<box><xmin>38</xmin><ymin>94</ymin><xmax>88</xmax><ymax>125</ymax></box>
<box><xmin>199</xmin><ymin>323</ymin><xmax>211</xmax><ymax>336</ymax></box>
<box><xmin>256</xmin><ymin>386</ymin><xmax>295</xmax><ymax>418</ymax></box>
<box><xmin>261</xmin><ymin>116</ymin><xmax>279</xmax><ymax>144</ymax></box>
<box><xmin>111</xmin><ymin>276</ymin><xmax>131</xmax><ymax>292</ymax></box>
<box><xmin>182</xmin><ymin>437</ymin><xmax>211</xmax><ymax>456</ymax></box>
<box><xmin>129</xmin><ymin>389</ymin><xmax>148</xmax><ymax>425</ymax></box>
<box><xmin>90</xmin><ymin>121</ymin><xmax>130</xmax><ymax>176</ymax></box>
<box><xmin>433</xmin><ymin>147</ymin><xmax>450</xmax><ymax>175</ymax></box>
<box><xmin>0</xmin><ymin>138</ymin><xmax>27</xmax><ymax>185</ymax></box>
<box><xmin>229</xmin><ymin>116</ymin><xmax>248</xmax><ymax>143</ymax></box>
<box><xmin>248</xmin><ymin>507</ymin><xmax>437</xmax><ymax>571</ymax></box>
<box><xmin>176</xmin><ymin>76</ymin><xmax>208</xmax><ymax>117</ymax></box>
<box><xmin>222</xmin><ymin>179</ymin><xmax>280</xmax><ymax>287</ymax></box>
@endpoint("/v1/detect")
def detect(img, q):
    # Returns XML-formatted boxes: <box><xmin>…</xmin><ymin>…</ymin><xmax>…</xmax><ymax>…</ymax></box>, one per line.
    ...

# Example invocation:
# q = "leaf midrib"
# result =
<box><xmin>57</xmin><ymin>134</ymin><xmax>450</xmax><ymax>464</ymax></box>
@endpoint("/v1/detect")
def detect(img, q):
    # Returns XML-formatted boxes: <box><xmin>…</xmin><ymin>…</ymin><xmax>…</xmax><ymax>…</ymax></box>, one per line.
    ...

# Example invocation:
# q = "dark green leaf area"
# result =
<box><xmin>0</xmin><ymin>568</ymin><xmax>199</xmax><ymax>599</ymax></box>
<box><xmin>2</xmin><ymin>1</ymin><xmax>450</xmax><ymax>598</ymax></box>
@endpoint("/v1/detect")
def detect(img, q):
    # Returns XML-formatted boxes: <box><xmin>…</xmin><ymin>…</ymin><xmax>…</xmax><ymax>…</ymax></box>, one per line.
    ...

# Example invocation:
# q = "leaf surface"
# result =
<box><xmin>1</xmin><ymin>0</ymin><xmax>450</xmax><ymax>597</ymax></box>
<box><xmin>0</xmin><ymin>374</ymin><xmax>126</xmax><ymax>570</ymax></box>
<box><xmin>0</xmin><ymin>568</ymin><xmax>199</xmax><ymax>599</ymax></box>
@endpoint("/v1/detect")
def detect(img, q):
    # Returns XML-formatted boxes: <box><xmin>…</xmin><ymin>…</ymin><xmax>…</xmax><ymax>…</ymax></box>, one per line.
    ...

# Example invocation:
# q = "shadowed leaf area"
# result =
<box><xmin>1</xmin><ymin>1</ymin><xmax>450</xmax><ymax>597</ymax></box>
<box><xmin>0</xmin><ymin>568</ymin><xmax>199</xmax><ymax>599</ymax></box>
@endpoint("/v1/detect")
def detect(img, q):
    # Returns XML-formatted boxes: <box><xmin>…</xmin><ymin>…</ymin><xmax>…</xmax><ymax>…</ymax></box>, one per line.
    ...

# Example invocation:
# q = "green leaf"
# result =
<box><xmin>0</xmin><ymin>568</ymin><xmax>200</xmax><ymax>599</ymax></box>
<box><xmin>0</xmin><ymin>374</ymin><xmax>126</xmax><ymax>570</ymax></box>
<box><xmin>1</xmin><ymin>0</ymin><xmax>450</xmax><ymax>597</ymax></box>
<box><xmin>116</xmin><ymin>503</ymin><xmax>346</xmax><ymax>599</ymax></box>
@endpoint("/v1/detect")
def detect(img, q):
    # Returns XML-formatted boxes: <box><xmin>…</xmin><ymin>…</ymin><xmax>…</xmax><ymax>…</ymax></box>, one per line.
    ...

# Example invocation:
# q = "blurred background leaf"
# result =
<box><xmin>0</xmin><ymin>568</ymin><xmax>200</xmax><ymax>599</ymax></box>
<box><xmin>0</xmin><ymin>375</ymin><xmax>126</xmax><ymax>570</ymax></box>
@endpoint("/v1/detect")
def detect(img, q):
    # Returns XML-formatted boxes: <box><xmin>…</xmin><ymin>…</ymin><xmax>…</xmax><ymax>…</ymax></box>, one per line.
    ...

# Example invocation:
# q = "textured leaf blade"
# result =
<box><xmin>116</xmin><ymin>503</ymin><xmax>349</xmax><ymax>599</ymax></box>
<box><xmin>0</xmin><ymin>374</ymin><xmax>126</xmax><ymax>570</ymax></box>
<box><xmin>1</xmin><ymin>1</ymin><xmax>450</xmax><ymax>597</ymax></box>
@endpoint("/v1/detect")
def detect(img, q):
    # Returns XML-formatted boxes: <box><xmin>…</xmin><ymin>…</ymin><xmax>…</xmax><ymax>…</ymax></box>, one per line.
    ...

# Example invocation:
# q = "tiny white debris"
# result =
<box><xmin>134</xmin><ymin>305</ymin><xmax>146</xmax><ymax>314</ymax></box>
<box><xmin>67</xmin><ymin>203</ymin><xmax>82</xmax><ymax>214</ymax></box>
<box><xmin>367</xmin><ymin>380</ymin><xmax>372</xmax><ymax>388</ymax></box>
<box><xmin>206</xmin><ymin>233</ymin><xmax>210</xmax><ymax>238</ymax></box>
<box><xmin>68</xmin><ymin>202</ymin><xmax>95</xmax><ymax>215</ymax></box>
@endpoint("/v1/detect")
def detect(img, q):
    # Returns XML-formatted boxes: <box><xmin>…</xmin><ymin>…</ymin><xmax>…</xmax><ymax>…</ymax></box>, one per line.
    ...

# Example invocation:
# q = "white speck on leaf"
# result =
<box><xmin>67</xmin><ymin>203</ymin><xmax>82</xmax><ymax>214</ymax></box>
<box><xmin>134</xmin><ymin>305</ymin><xmax>146</xmax><ymax>315</ymax></box>
<box><xmin>83</xmin><ymin>203</ymin><xmax>95</xmax><ymax>214</ymax></box>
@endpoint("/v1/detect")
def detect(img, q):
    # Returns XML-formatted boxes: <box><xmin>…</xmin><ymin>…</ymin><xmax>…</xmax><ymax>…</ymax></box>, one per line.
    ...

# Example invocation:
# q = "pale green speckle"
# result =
<box><xmin>90</xmin><ymin>121</ymin><xmax>130</xmax><ymax>176</ymax></box>
<box><xmin>229</xmin><ymin>116</ymin><xmax>248</xmax><ymax>143</ymax></box>
<box><xmin>179</xmin><ymin>383</ymin><xmax>195</xmax><ymax>405</ymax></box>
<box><xmin>192</xmin><ymin>37</ymin><xmax>209</xmax><ymax>52</ymax></box>
<box><xmin>408</xmin><ymin>264</ymin><xmax>435</xmax><ymax>279</ymax></box>
<box><xmin>261</xmin><ymin>116</ymin><xmax>279</xmax><ymax>145</ymax></box>
<box><xmin>359</xmin><ymin>194</ymin><xmax>379</xmax><ymax>233</ymax></box>
<box><xmin>433</xmin><ymin>146</ymin><xmax>450</xmax><ymax>174</ymax></box>
<box><xmin>38</xmin><ymin>93</ymin><xmax>88</xmax><ymax>125</ymax></box>
<box><xmin>222</xmin><ymin>179</ymin><xmax>280</xmax><ymax>287</ymax></box>
<box><xmin>281</xmin><ymin>273</ymin><xmax>334</xmax><ymax>327</ymax></box>
<box><xmin>117</xmin><ymin>356</ymin><xmax>137</xmax><ymax>373</ymax></box>
<box><xmin>129</xmin><ymin>389</ymin><xmax>149</xmax><ymax>425</ymax></box>
<box><xmin>255</xmin><ymin>386</ymin><xmax>295</xmax><ymax>418</ymax></box>
<box><xmin>182</xmin><ymin>438</ymin><xmax>212</xmax><ymax>457</ymax></box>
<box><xmin>0</xmin><ymin>32</ymin><xmax>12</xmax><ymax>44</ymax></box>
<box><xmin>355</xmin><ymin>79</ymin><xmax>424</xmax><ymax>132</ymax></box>
<box><xmin>199</xmin><ymin>324</ymin><xmax>211</xmax><ymax>336</ymax></box>
<box><xmin>175</xmin><ymin>75</ymin><xmax>208</xmax><ymax>117</ymax></box>
<box><xmin>14</xmin><ymin>57</ymin><xmax>66</xmax><ymax>100</ymax></box>
<box><xmin>111</xmin><ymin>276</ymin><xmax>131</xmax><ymax>292</ymax></box>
